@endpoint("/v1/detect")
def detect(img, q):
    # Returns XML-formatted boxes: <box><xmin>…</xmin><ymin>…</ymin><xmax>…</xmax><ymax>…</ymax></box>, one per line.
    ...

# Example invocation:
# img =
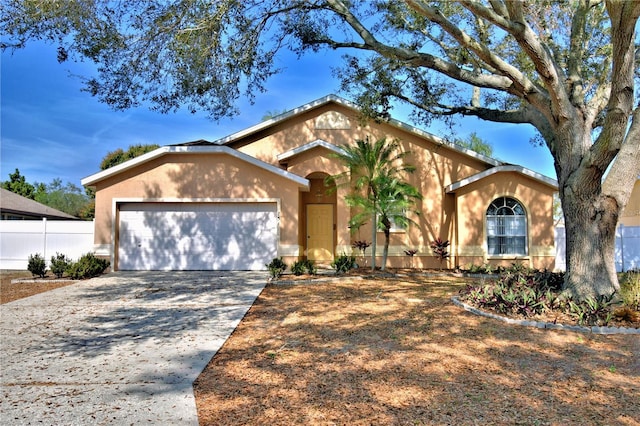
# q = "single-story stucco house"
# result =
<box><xmin>81</xmin><ymin>95</ymin><xmax>558</xmax><ymax>271</ymax></box>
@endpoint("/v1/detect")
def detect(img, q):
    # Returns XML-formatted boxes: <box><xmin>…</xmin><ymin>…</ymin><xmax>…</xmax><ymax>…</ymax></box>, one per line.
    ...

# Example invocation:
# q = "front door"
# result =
<box><xmin>307</xmin><ymin>204</ymin><xmax>334</xmax><ymax>262</ymax></box>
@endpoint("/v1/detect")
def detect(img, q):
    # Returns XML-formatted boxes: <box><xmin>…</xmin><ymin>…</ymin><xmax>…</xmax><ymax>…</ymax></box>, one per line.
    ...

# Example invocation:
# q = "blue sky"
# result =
<box><xmin>1</xmin><ymin>40</ymin><xmax>556</xmax><ymax>187</ymax></box>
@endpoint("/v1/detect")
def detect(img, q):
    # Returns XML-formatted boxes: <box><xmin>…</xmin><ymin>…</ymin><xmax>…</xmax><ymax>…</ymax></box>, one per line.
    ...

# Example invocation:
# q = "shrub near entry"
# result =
<box><xmin>331</xmin><ymin>253</ymin><xmax>355</xmax><ymax>274</ymax></box>
<box><xmin>266</xmin><ymin>257</ymin><xmax>287</xmax><ymax>279</ymax></box>
<box><xmin>291</xmin><ymin>259</ymin><xmax>317</xmax><ymax>276</ymax></box>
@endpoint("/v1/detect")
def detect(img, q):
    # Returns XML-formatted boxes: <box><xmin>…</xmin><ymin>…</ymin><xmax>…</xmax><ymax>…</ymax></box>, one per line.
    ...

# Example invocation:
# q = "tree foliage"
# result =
<box><xmin>2</xmin><ymin>1</ymin><xmax>639</xmax><ymax>298</ymax></box>
<box><xmin>100</xmin><ymin>144</ymin><xmax>160</xmax><ymax>170</ymax></box>
<box><xmin>2</xmin><ymin>169</ymin><xmax>93</xmax><ymax>218</ymax></box>
<box><xmin>454</xmin><ymin>132</ymin><xmax>493</xmax><ymax>157</ymax></box>
<box><xmin>34</xmin><ymin>178</ymin><xmax>93</xmax><ymax>219</ymax></box>
<box><xmin>2</xmin><ymin>168</ymin><xmax>36</xmax><ymax>199</ymax></box>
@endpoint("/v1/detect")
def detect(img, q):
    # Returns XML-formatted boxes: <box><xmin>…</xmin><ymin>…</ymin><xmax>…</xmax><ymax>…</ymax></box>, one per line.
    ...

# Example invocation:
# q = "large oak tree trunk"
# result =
<box><xmin>561</xmin><ymin>186</ymin><xmax>620</xmax><ymax>299</ymax></box>
<box><xmin>551</xmin><ymin>112</ymin><xmax>628</xmax><ymax>300</ymax></box>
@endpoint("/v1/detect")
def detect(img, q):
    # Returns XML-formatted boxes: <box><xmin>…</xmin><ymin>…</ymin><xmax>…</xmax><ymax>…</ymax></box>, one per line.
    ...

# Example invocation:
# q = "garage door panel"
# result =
<box><xmin>118</xmin><ymin>203</ymin><xmax>277</xmax><ymax>271</ymax></box>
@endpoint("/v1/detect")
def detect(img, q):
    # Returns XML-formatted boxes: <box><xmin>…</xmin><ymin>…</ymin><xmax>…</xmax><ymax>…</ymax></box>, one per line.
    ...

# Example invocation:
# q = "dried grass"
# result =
<box><xmin>195</xmin><ymin>275</ymin><xmax>639</xmax><ymax>426</ymax></box>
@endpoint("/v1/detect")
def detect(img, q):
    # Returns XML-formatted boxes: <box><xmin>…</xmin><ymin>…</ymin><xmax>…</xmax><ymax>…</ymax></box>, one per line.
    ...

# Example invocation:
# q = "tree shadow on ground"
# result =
<box><xmin>194</xmin><ymin>275</ymin><xmax>640</xmax><ymax>425</ymax></box>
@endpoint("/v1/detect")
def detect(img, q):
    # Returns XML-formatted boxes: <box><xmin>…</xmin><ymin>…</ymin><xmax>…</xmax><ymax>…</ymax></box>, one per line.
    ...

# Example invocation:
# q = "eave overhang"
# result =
<box><xmin>444</xmin><ymin>165</ymin><xmax>558</xmax><ymax>194</ymax></box>
<box><xmin>81</xmin><ymin>145</ymin><xmax>310</xmax><ymax>190</ymax></box>
<box><xmin>277</xmin><ymin>139</ymin><xmax>347</xmax><ymax>163</ymax></box>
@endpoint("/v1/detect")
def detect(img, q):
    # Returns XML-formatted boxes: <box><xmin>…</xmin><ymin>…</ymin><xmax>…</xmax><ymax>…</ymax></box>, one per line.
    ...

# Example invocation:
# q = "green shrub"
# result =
<box><xmin>465</xmin><ymin>263</ymin><xmax>496</xmax><ymax>274</ymax></box>
<box><xmin>27</xmin><ymin>253</ymin><xmax>47</xmax><ymax>278</ymax></box>
<box><xmin>50</xmin><ymin>252</ymin><xmax>71</xmax><ymax>278</ymax></box>
<box><xmin>66</xmin><ymin>253</ymin><xmax>110</xmax><ymax>279</ymax></box>
<box><xmin>302</xmin><ymin>259</ymin><xmax>317</xmax><ymax>275</ymax></box>
<box><xmin>266</xmin><ymin>257</ymin><xmax>287</xmax><ymax>279</ymax></box>
<box><xmin>291</xmin><ymin>260</ymin><xmax>306</xmax><ymax>276</ymax></box>
<box><xmin>331</xmin><ymin>253</ymin><xmax>355</xmax><ymax>274</ymax></box>
<box><xmin>619</xmin><ymin>270</ymin><xmax>640</xmax><ymax>310</ymax></box>
<box><xmin>290</xmin><ymin>259</ymin><xmax>317</xmax><ymax>276</ymax></box>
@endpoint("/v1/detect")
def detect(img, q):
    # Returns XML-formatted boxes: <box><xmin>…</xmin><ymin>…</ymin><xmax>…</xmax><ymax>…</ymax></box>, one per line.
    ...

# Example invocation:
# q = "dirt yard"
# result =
<box><xmin>194</xmin><ymin>274</ymin><xmax>639</xmax><ymax>426</ymax></box>
<box><xmin>0</xmin><ymin>271</ymin><xmax>77</xmax><ymax>304</ymax></box>
<box><xmin>3</xmin><ymin>270</ymin><xmax>638</xmax><ymax>425</ymax></box>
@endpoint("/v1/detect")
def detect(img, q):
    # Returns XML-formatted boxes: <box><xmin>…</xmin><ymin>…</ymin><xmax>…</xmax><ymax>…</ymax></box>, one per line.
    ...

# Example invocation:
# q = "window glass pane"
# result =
<box><xmin>506</xmin><ymin>198</ymin><xmax>518</xmax><ymax>209</ymax></box>
<box><xmin>513</xmin><ymin>203</ymin><xmax>525</xmax><ymax>215</ymax></box>
<box><xmin>486</xmin><ymin>197</ymin><xmax>527</xmax><ymax>255</ymax></box>
<box><xmin>487</xmin><ymin>217</ymin><xmax>497</xmax><ymax>236</ymax></box>
<box><xmin>497</xmin><ymin>206</ymin><xmax>514</xmax><ymax>216</ymax></box>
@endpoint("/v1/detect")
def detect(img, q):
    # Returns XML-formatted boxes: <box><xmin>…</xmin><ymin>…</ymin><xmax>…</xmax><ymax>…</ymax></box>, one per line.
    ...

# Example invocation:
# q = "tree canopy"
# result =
<box><xmin>2</xmin><ymin>169</ymin><xmax>93</xmax><ymax>219</ymax></box>
<box><xmin>100</xmin><ymin>144</ymin><xmax>160</xmax><ymax>170</ymax></box>
<box><xmin>453</xmin><ymin>132</ymin><xmax>493</xmax><ymax>157</ymax></box>
<box><xmin>2</xmin><ymin>1</ymin><xmax>638</xmax><ymax>298</ymax></box>
<box><xmin>2</xmin><ymin>168</ymin><xmax>36</xmax><ymax>199</ymax></box>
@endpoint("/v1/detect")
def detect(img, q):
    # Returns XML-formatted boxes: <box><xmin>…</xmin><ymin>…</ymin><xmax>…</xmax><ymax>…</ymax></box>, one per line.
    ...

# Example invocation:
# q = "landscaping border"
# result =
<box><xmin>451</xmin><ymin>296</ymin><xmax>640</xmax><ymax>335</ymax></box>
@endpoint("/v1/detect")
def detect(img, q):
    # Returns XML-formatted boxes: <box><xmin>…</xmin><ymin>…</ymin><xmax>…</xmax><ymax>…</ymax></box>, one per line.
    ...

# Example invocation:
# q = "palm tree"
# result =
<box><xmin>330</xmin><ymin>137</ymin><xmax>419</xmax><ymax>270</ymax></box>
<box><xmin>347</xmin><ymin>175</ymin><xmax>421</xmax><ymax>270</ymax></box>
<box><xmin>375</xmin><ymin>177</ymin><xmax>422</xmax><ymax>270</ymax></box>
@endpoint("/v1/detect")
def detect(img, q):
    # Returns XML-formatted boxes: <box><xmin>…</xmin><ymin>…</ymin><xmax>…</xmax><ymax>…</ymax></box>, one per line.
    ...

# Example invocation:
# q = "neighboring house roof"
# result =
<box><xmin>0</xmin><ymin>188</ymin><xmax>78</xmax><ymax>220</ymax></box>
<box><xmin>82</xmin><ymin>144</ymin><xmax>310</xmax><ymax>189</ymax></box>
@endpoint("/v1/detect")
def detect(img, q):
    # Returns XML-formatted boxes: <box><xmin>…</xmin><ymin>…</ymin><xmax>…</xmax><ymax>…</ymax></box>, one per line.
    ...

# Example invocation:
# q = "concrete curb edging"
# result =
<box><xmin>451</xmin><ymin>296</ymin><xmax>640</xmax><ymax>335</ymax></box>
<box><xmin>11</xmin><ymin>278</ymin><xmax>76</xmax><ymax>284</ymax></box>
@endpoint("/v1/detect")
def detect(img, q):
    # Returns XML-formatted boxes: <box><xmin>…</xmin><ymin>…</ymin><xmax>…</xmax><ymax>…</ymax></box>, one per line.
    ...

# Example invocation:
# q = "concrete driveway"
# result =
<box><xmin>0</xmin><ymin>271</ymin><xmax>267</xmax><ymax>425</ymax></box>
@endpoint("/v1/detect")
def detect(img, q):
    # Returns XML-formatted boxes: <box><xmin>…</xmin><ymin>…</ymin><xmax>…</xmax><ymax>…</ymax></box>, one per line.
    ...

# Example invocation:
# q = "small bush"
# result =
<box><xmin>291</xmin><ymin>259</ymin><xmax>318</xmax><ymax>276</ymax></box>
<box><xmin>352</xmin><ymin>240</ymin><xmax>371</xmax><ymax>256</ymax></box>
<box><xmin>331</xmin><ymin>253</ymin><xmax>355</xmax><ymax>274</ymax></box>
<box><xmin>303</xmin><ymin>259</ymin><xmax>317</xmax><ymax>275</ymax></box>
<box><xmin>465</xmin><ymin>263</ymin><xmax>496</xmax><ymax>274</ymax></box>
<box><xmin>66</xmin><ymin>253</ymin><xmax>110</xmax><ymax>279</ymax></box>
<box><xmin>291</xmin><ymin>260</ymin><xmax>306</xmax><ymax>276</ymax></box>
<box><xmin>27</xmin><ymin>253</ymin><xmax>47</xmax><ymax>278</ymax></box>
<box><xmin>430</xmin><ymin>238</ymin><xmax>450</xmax><ymax>266</ymax></box>
<box><xmin>50</xmin><ymin>252</ymin><xmax>71</xmax><ymax>278</ymax></box>
<box><xmin>266</xmin><ymin>257</ymin><xmax>287</xmax><ymax>279</ymax></box>
<box><xmin>619</xmin><ymin>270</ymin><xmax>640</xmax><ymax>310</ymax></box>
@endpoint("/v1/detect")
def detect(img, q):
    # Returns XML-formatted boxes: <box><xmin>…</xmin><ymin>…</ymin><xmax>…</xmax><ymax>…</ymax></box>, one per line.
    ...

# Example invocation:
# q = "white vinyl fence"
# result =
<box><xmin>0</xmin><ymin>219</ymin><xmax>95</xmax><ymax>270</ymax></box>
<box><xmin>555</xmin><ymin>225</ymin><xmax>640</xmax><ymax>272</ymax></box>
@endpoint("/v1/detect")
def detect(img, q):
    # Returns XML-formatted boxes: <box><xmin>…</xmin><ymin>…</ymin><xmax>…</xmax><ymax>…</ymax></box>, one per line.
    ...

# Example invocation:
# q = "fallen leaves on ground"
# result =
<box><xmin>194</xmin><ymin>275</ymin><xmax>640</xmax><ymax>426</ymax></box>
<box><xmin>1</xmin><ymin>271</ymin><xmax>77</xmax><ymax>304</ymax></box>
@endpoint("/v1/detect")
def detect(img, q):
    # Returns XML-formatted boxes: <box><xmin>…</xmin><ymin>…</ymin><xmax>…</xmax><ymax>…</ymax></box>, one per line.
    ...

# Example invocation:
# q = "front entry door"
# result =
<box><xmin>307</xmin><ymin>204</ymin><xmax>334</xmax><ymax>262</ymax></box>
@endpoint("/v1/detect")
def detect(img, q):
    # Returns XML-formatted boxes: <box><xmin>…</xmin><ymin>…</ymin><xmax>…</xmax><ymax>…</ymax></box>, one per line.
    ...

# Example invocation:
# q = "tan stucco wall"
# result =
<box><xmin>620</xmin><ymin>179</ymin><xmax>640</xmax><ymax>226</ymax></box>
<box><xmin>229</xmin><ymin>103</ymin><xmax>501</xmax><ymax>268</ymax></box>
<box><xmin>90</xmin><ymin>100</ymin><xmax>557</xmax><ymax>271</ymax></box>
<box><xmin>93</xmin><ymin>153</ymin><xmax>305</xmax><ymax>266</ymax></box>
<box><xmin>451</xmin><ymin>172</ymin><xmax>556</xmax><ymax>270</ymax></box>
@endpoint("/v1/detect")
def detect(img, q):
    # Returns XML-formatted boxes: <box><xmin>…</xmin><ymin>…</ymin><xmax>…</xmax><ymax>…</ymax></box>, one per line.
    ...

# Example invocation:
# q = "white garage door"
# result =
<box><xmin>118</xmin><ymin>202</ymin><xmax>278</xmax><ymax>270</ymax></box>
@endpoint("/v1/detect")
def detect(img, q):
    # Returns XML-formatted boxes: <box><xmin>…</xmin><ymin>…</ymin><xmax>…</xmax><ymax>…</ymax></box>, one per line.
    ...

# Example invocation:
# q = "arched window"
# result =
<box><xmin>486</xmin><ymin>197</ymin><xmax>527</xmax><ymax>256</ymax></box>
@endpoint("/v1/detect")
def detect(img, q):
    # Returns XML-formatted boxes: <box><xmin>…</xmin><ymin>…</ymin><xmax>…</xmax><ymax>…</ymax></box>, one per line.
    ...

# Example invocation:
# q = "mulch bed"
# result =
<box><xmin>0</xmin><ymin>271</ymin><xmax>77</xmax><ymax>304</ymax></box>
<box><xmin>194</xmin><ymin>273</ymin><xmax>639</xmax><ymax>425</ymax></box>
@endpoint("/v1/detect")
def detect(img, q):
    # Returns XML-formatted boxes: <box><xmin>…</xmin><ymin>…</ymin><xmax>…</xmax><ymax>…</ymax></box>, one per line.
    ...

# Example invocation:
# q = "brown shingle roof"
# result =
<box><xmin>0</xmin><ymin>188</ymin><xmax>78</xmax><ymax>219</ymax></box>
